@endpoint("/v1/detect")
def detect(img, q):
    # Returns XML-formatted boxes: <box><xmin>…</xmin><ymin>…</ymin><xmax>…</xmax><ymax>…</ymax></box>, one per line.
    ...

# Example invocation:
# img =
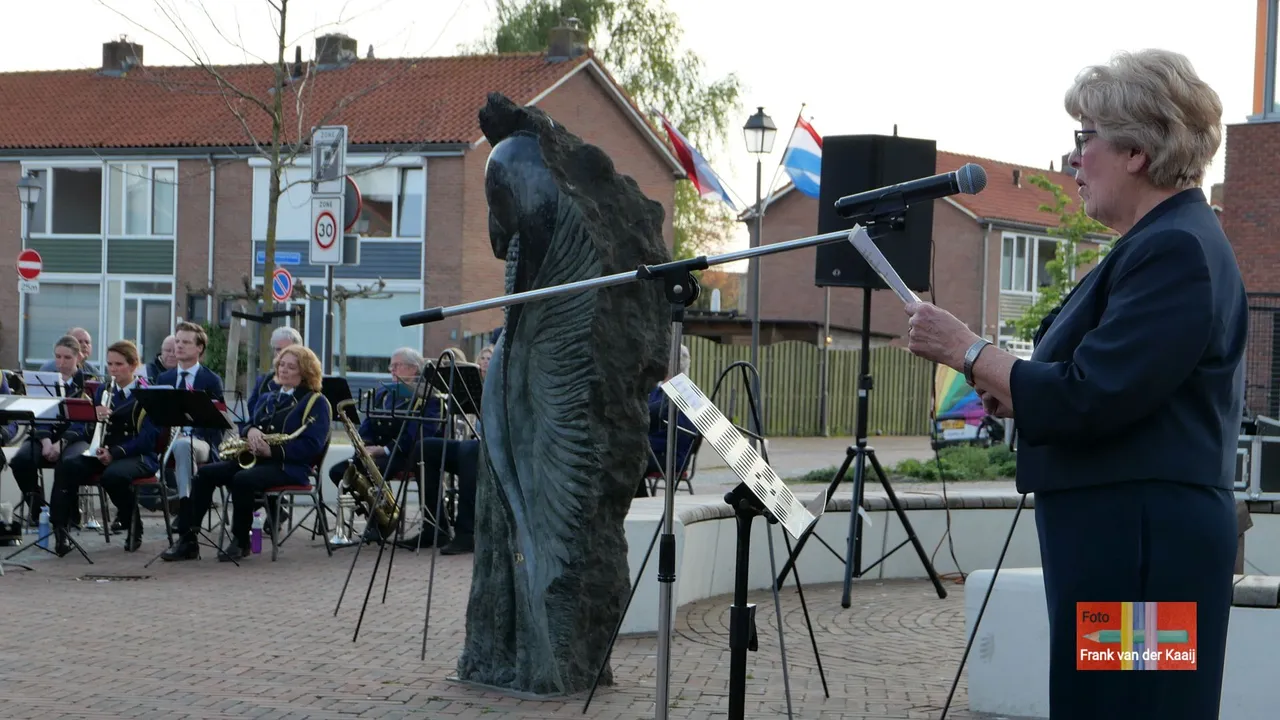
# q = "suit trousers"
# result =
<box><xmin>9</xmin><ymin>437</ymin><xmax>88</xmax><ymax>515</ymax></box>
<box><xmin>181</xmin><ymin>460</ymin><xmax>290</xmax><ymax>547</ymax></box>
<box><xmin>1035</xmin><ymin>479</ymin><xmax>1236</xmax><ymax>719</ymax></box>
<box><xmin>50</xmin><ymin>455</ymin><xmax>150</xmax><ymax>530</ymax></box>
<box><xmin>169</xmin><ymin>435</ymin><xmax>210</xmax><ymax>498</ymax></box>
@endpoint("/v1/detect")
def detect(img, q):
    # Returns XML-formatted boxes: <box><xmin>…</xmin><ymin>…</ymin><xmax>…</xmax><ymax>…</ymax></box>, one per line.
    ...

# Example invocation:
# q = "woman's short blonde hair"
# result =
<box><xmin>276</xmin><ymin>345</ymin><xmax>323</xmax><ymax>392</ymax></box>
<box><xmin>1065</xmin><ymin>49</ymin><xmax>1222</xmax><ymax>189</ymax></box>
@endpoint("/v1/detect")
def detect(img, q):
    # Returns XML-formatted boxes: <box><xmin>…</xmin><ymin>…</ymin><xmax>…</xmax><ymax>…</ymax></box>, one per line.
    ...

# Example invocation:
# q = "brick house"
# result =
<box><xmin>752</xmin><ymin>150</ymin><xmax>1112</xmax><ymax>353</ymax></box>
<box><xmin>1221</xmin><ymin>0</ymin><xmax>1280</xmax><ymax>416</ymax></box>
<box><xmin>0</xmin><ymin>33</ymin><xmax>682</xmax><ymax>386</ymax></box>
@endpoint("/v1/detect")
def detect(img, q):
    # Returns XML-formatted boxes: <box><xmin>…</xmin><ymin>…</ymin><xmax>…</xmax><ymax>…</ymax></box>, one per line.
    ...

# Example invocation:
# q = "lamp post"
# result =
<box><xmin>17</xmin><ymin>173</ymin><xmax>41</xmax><ymax>241</ymax></box>
<box><xmin>743</xmin><ymin>106</ymin><xmax>776</xmax><ymax>447</ymax></box>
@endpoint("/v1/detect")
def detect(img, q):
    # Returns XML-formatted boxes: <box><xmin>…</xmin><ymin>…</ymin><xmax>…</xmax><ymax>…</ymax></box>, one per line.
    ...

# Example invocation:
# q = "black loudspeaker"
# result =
<box><xmin>814</xmin><ymin>135</ymin><xmax>936</xmax><ymax>291</ymax></box>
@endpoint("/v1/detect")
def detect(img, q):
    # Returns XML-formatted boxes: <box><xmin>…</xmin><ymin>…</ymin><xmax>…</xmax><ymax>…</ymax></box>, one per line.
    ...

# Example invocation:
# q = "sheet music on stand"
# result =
<box><xmin>0</xmin><ymin>396</ymin><xmax>63</xmax><ymax>420</ymax></box>
<box><xmin>421</xmin><ymin>362</ymin><xmax>484</xmax><ymax>416</ymax></box>
<box><xmin>660</xmin><ymin>374</ymin><xmax>826</xmax><ymax>540</ymax></box>
<box><xmin>21</xmin><ymin>371</ymin><xmax>67</xmax><ymax>398</ymax></box>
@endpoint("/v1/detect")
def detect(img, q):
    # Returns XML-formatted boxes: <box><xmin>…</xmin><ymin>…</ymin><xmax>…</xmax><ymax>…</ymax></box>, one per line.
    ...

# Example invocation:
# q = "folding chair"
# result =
<box><xmin>646</xmin><ymin>434</ymin><xmax>703</xmax><ymax>496</ymax></box>
<box><xmin>262</xmin><ymin>440</ymin><xmax>333</xmax><ymax>561</ymax></box>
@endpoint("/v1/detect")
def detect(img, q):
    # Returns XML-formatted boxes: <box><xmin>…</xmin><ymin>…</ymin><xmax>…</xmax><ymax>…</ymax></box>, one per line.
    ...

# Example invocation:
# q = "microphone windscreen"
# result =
<box><xmin>956</xmin><ymin>163</ymin><xmax>987</xmax><ymax>195</ymax></box>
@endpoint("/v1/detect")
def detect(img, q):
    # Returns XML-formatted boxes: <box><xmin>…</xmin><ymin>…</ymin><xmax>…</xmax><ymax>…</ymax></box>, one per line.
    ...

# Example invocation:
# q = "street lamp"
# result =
<box><xmin>743</xmin><ymin>106</ymin><xmax>775</xmax><ymax>448</ymax></box>
<box><xmin>17</xmin><ymin>173</ymin><xmax>41</xmax><ymax>209</ymax></box>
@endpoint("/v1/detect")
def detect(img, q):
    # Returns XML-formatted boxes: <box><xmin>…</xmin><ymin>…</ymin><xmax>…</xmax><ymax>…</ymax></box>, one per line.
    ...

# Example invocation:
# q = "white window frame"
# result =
<box><xmin>326</xmin><ymin>280</ymin><xmax>426</xmax><ymax>378</ymax></box>
<box><xmin>106</xmin><ymin>161</ymin><xmax>179</xmax><ymax>239</ymax></box>
<box><xmin>18</xmin><ymin>273</ymin><xmax>107</xmax><ymax>369</ymax></box>
<box><xmin>114</xmin><ymin>277</ymin><xmax>176</xmax><ymax>360</ymax></box>
<box><xmin>21</xmin><ymin>161</ymin><xmax>107</xmax><ymax>240</ymax></box>
<box><xmin>999</xmin><ymin>232</ymin><xmax>1077</xmax><ymax>295</ymax></box>
<box><xmin>248</xmin><ymin>154</ymin><xmax>428</xmax><ymax>244</ymax></box>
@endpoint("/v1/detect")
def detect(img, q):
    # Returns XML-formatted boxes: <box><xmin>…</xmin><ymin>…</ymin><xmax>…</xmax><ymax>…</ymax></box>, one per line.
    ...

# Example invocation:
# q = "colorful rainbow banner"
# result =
<box><xmin>934</xmin><ymin>365</ymin><xmax>983</xmax><ymax>422</ymax></box>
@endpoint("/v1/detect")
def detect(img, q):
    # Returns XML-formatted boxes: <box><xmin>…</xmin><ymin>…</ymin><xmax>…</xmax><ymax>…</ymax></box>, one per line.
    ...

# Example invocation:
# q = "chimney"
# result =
<box><xmin>315</xmin><ymin>33</ymin><xmax>358</xmax><ymax>66</ymax></box>
<box><xmin>547</xmin><ymin>17</ymin><xmax>587</xmax><ymax>61</ymax></box>
<box><xmin>102</xmin><ymin>35</ymin><xmax>143</xmax><ymax>73</ymax></box>
<box><xmin>1012</xmin><ymin>168</ymin><xmax>1022</xmax><ymax>187</ymax></box>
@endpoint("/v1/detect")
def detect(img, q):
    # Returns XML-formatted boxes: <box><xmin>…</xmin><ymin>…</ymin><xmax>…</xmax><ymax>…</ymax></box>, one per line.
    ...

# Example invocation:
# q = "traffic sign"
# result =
<box><xmin>271</xmin><ymin>267</ymin><xmax>294</xmax><ymax>303</ymax></box>
<box><xmin>344</xmin><ymin>176</ymin><xmax>362</xmax><ymax>232</ymax></box>
<box><xmin>310</xmin><ymin>195</ymin><xmax>343</xmax><ymax>265</ymax></box>
<box><xmin>311</xmin><ymin>125</ymin><xmax>348</xmax><ymax>195</ymax></box>
<box><xmin>17</xmin><ymin>248</ymin><xmax>42</xmax><ymax>281</ymax></box>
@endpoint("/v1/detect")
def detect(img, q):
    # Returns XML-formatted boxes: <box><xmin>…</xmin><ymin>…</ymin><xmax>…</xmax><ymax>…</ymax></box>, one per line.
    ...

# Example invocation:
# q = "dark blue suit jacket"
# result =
<box><xmin>249</xmin><ymin>387</ymin><xmax>331</xmax><ymax>486</ymax></box>
<box><xmin>91</xmin><ymin>383</ymin><xmax>161</xmax><ymax>474</ymax></box>
<box><xmin>359</xmin><ymin>382</ymin><xmax>433</xmax><ymax>449</ymax></box>
<box><xmin>156</xmin><ymin>365</ymin><xmax>226</xmax><ymax>450</ymax></box>
<box><xmin>243</xmin><ymin>371</ymin><xmax>279</xmax><ymax>432</ymax></box>
<box><xmin>1010</xmin><ymin>188</ymin><xmax>1246</xmax><ymax>494</ymax></box>
<box><xmin>648</xmin><ymin>387</ymin><xmax>698</xmax><ymax>474</ymax></box>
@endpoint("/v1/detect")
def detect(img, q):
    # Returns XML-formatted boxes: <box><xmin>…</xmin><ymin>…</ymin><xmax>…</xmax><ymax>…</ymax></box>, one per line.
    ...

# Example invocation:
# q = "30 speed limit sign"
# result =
<box><xmin>310</xmin><ymin>195</ymin><xmax>343</xmax><ymax>265</ymax></box>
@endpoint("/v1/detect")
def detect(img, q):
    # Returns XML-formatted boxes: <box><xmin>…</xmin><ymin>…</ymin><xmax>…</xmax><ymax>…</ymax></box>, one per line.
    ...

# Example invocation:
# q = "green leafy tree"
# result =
<box><xmin>1011</xmin><ymin>175</ymin><xmax>1113</xmax><ymax>341</ymax></box>
<box><xmin>479</xmin><ymin>0</ymin><xmax>742</xmax><ymax>259</ymax></box>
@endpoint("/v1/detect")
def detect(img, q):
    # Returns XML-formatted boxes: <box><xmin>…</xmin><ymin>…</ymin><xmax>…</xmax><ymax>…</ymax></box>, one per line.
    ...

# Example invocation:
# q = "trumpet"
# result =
<box><xmin>218</xmin><ymin>421</ymin><xmax>311</xmax><ymax>470</ymax></box>
<box><xmin>84</xmin><ymin>378</ymin><xmax>117</xmax><ymax>458</ymax></box>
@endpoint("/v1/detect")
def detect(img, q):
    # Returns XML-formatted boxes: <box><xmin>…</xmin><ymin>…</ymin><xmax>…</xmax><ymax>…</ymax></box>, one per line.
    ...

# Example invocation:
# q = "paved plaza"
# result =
<box><xmin>0</xmin><ymin>513</ymin><xmax>996</xmax><ymax>720</ymax></box>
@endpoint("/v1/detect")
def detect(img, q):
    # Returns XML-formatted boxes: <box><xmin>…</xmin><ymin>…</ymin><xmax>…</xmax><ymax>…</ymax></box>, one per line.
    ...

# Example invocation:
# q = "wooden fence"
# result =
<box><xmin>684</xmin><ymin>337</ymin><xmax>934</xmax><ymax>437</ymax></box>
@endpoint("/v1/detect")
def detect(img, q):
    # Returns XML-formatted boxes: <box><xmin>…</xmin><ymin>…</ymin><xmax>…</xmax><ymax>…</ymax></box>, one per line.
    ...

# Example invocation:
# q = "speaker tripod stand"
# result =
<box><xmin>775</xmin><ymin>225</ymin><xmax>947</xmax><ymax>605</ymax></box>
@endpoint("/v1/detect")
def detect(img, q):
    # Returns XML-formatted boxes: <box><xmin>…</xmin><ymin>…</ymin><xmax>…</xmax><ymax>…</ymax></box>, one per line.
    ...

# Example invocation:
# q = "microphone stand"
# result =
<box><xmin>400</xmin><ymin>217</ymin><xmax>900</xmax><ymax>719</ymax></box>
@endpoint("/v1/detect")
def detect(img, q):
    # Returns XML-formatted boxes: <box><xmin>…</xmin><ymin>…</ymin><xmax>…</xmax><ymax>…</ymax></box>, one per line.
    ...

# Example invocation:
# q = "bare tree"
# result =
<box><xmin>100</xmin><ymin>0</ymin><xmax>424</xmax><ymax>369</ymax></box>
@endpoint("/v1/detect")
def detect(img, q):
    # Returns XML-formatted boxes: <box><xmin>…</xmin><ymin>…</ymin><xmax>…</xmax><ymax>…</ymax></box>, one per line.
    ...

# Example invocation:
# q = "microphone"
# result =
<box><xmin>834</xmin><ymin>163</ymin><xmax>987</xmax><ymax>219</ymax></box>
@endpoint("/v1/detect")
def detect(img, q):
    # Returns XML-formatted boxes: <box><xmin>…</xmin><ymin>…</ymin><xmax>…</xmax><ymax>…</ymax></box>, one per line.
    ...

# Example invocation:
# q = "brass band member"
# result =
<box><xmin>49</xmin><ymin>340</ymin><xmax>160</xmax><ymax>555</ymax></box>
<box><xmin>162</xmin><ymin>345</ymin><xmax>331</xmax><ymax>562</ymax></box>
<box><xmin>327</xmin><ymin>347</ymin><xmax>429</xmax><ymax>541</ymax></box>
<box><xmin>0</xmin><ymin>372</ymin><xmax>19</xmax><ymax>476</ymax></box>
<box><xmin>8</xmin><ymin>335</ymin><xmax>89</xmax><ymax>524</ymax></box>
<box><xmin>243</xmin><ymin>326</ymin><xmax>303</xmax><ymax>428</ymax></box>
<box><xmin>38</xmin><ymin>327</ymin><xmax>101</xmax><ymax>378</ymax></box>
<box><xmin>156</xmin><ymin>322</ymin><xmax>225</xmax><ymax>501</ymax></box>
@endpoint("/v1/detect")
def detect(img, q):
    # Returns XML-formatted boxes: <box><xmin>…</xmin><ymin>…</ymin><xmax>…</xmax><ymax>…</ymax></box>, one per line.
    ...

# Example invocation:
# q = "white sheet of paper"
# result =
<box><xmin>0</xmin><ymin>396</ymin><xmax>63</xmax><ymax>419</ymax></box>
<box><xmin>847</xmin><ymin>224</ymin><xmax>920</xmax><ymax>305</ymax></box>
<box><xmin>20</xmin><ymin>371</ymin><xmax>67</xmax><ymax>398</ymax></box>
<box><xmin>661</xmin><ymin>374</ymin><xmax>825</xmax><ymax>539</ymax></box>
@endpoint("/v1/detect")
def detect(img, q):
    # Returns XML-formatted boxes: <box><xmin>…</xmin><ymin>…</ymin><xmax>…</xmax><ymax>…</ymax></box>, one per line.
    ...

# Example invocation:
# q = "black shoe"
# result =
<box><xmin>217</xmin><ymin>542</ymin><xmax>250</xmax><ymax>562</ymax></box>
<box><xmin>54</xmin><ymin>530</ymin><xmax>72</xmax><ymax>558</ymax></box>
<box><xmin>440</xmin><ymin>533</ymin><xmax>473</xmax><ymax>556</ymax></box>
<box><xmin>110</xmin><ymin>519</ymin><xmax>125</xmax><ymax>534</ymax></box>
<box><xmin>161</xmin><ymin>537</ymin><xmax>199</xmax><ymax>561</ymax></box>
<box><xmin>124</xmin><ymin>519</ymin><xmax>143</xmax><ymax>552</ymax></box>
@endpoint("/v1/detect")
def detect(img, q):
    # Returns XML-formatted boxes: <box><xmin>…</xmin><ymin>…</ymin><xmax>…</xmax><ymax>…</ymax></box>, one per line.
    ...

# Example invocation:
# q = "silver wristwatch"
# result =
<box><xmin>963</xmin><ymin>338</ymin><xmax>992</xmax><ymax>386</ymax></box>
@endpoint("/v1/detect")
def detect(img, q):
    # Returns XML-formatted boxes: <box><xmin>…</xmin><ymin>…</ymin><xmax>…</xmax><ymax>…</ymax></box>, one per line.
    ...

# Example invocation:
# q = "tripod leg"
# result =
<box><xmin>583</xmin><ymin>515</ymin><xmax>664</xmax><ymax>713</ymax></box>
<box><xmin>774</xmin><ymin>447</ymin><xmax>855</xmax><ymax>590</ymax></box>
<box><xmin>778</xmin><ymin>531</ymin><xmax>830</xmax><ymax>698</ymax></box>
<box><xmin>941</xmin><ymin>493</ymin><xmax>1027</xmax><ymax>720</ymax></box>
<box><xmin>867</xmin><ymin>451</ymin><xmax>947</xmax><ymax>600</ymax></box>
<box><xmin>764</xmin><ymin>523</ymin><xmax>795</xmax><ymax>720</ymax></box>
<box><xmin>840</xmin><ymin>446</ymin><xmax>869</xmax><ymax>608</ymax></box>
<box><xmin>353</xmin><ymin>537</ymin><xmax>389</xmax><ymax>643</ymax></box>
<box><xmin>334</xmin><ymin>525</ymin><xmax>368</xmax><ymax>616</ymax></box>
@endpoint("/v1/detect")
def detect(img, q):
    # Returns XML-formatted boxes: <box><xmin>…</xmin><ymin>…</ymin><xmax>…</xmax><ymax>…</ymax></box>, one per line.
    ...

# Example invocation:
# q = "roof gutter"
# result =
<box><xmin>207</xmin><ymin>155</ymin><xmax>216</xmax><ymax>322</ymax></box>
<box><xmin>0</xmin><ymin>142</ymin><xmax>471</xmax><ymax>159</ymax></box>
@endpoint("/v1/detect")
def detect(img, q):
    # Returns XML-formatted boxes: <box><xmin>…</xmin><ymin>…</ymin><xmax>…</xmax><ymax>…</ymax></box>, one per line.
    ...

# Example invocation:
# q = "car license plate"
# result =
<box><xmin>940</xmin><ymin>419</ymin><xmax>965</xmax><ymax>430</ymax></box>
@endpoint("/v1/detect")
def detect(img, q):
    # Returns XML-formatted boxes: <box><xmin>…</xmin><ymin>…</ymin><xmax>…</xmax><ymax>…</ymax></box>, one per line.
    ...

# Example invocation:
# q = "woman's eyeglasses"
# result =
<box><xmin>1074</xmin><ymin>129</ymin><xmax>1098</xmax><ymax>155</ymax></box>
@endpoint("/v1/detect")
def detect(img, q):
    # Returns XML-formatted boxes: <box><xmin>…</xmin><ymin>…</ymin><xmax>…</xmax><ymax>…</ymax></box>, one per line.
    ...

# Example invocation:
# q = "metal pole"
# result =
<box><xmin>749</xmin><ymin>158</ymin><xmax>763</xmax><ymax>448</ymax></box>
<box><xmin>820</xmin><ymin>287</ymin><xmax>831</xmax><ymax>436</ymax></box>
<box><xmin>324</xmin><ymin>265</ymin><xmax>335</xmax><ymax>374</ymax></box>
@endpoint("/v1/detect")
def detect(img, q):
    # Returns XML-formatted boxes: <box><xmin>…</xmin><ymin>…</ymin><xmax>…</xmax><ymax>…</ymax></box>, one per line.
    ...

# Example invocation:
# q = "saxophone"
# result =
<box><xmin>218</xmin><ymin>421</ymin><xmax>311</xmax><ymax>469</ymax></box>
<box><xmin>335</xmin><ymin>398</ymin><xmax>401</xmax><ymax>539</ymax></box>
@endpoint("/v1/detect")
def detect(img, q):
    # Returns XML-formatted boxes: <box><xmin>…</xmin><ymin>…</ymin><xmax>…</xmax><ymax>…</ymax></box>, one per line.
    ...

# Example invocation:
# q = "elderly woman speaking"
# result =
<box><xmin>906</xmin><ymin>50</ymin><xmax>1244</xmax><ymax>717</ymax></box>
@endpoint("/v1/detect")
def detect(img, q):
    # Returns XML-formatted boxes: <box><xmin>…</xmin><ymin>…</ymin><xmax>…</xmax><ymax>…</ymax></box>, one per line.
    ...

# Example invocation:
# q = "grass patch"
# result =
<box><xmin>784</xmin><ymin>444</ymin><xmax>1016</xmax><ymax>484</ymax></box>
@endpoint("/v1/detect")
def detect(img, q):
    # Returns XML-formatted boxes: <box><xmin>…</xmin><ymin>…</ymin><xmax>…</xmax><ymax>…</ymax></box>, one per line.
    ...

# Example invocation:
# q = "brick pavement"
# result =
<box><xmin>0</xmin><ymin>517</ymin><xmax>1000</xmax><ymax>720</ymax></box>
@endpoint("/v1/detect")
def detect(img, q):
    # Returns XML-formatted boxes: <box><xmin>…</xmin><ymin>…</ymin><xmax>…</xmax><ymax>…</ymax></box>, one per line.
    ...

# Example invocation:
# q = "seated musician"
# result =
<box><xmin>0</xmin><ymin>372</ymin><xmax>18</xmax><ymax>476</ymax></box>
<box><xmin>156</xmin><ymin>322</ymin><xmax>225</xmax><ymax>506</ymax></box>
<box><xmin>327</xmin><ymin>347</ymin><xmax>427</xmax><ymax>540</ymax></box>
<box><xmin>39</xmin><ymin>327</ymin><xmax>101</xmax><ymax>378</ymax></box>
<box><xmin>162</xmin><ymin>345</ymin><xmax>331</xmax><ymax>562</ymax></box>
<box><xmin>143</xmin><ymin>334</ymin><xmax>177</xmax><ymax>382</ymax></box>
<box><xmin>402</xmin><ymin>349</ymin><xmax>477</xmax><ymax>552</ymax></box>
<box><xmin>48</xmin><ymin>340</ymin><xmax>159</xmax><ymax>555</ymax></box>
<box><xmin>636</xmin><ymin>344</ymin><xmax>699</xmax><ymax>498</ymax></box>
<box><xmin>8</xmin><ymin>335</ymin><xmax>89</xmax><ymax>524</ymax></box>
<box><xmin>243</xmin><ymin>326</ymin><xmax>303</xmax><ymax>428</ymax></box>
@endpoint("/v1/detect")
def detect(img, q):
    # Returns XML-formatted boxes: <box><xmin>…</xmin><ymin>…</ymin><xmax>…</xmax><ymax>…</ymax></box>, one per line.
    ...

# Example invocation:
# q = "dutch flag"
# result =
<box><xmin>654</xmin><ymin>108</ymin><xmax>738</xmax><ymax>211</ymax></box>
<box><xmin>782</xmin><ymin>115</ymin><xmax>823</xmax><ymax>198</ymax></box>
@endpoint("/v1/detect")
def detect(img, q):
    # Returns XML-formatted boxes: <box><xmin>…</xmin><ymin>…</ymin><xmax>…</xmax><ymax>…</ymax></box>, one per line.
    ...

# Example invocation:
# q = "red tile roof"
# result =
<box><xmin>0</xmin><ymin>52</ymin><xmax>595</xmax><ymax>149</ymax></box>
<box><xmin>763</xmin><ymin>148</ymin><xmax>1107</xmax><ymax>233</ymax></box>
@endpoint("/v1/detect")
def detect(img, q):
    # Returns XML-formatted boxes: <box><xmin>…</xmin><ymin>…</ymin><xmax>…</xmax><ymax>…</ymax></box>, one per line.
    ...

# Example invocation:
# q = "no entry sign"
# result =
<box><xmin>17</xmin><ymin>248</ymin><xmax>42</xmax><ymax>280</ymax></box>
<box><xmin>271</xmin><ymin>267</ymin><xmax>294</xmax><ymax>303</ymax></box>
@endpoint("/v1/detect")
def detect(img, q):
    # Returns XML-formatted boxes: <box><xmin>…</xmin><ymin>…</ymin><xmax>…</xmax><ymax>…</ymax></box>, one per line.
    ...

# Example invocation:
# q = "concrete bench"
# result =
<box><xmin>965</xmin><ymin>568</ymin><xmax>1280</xmax><ymax>719</ymax></box>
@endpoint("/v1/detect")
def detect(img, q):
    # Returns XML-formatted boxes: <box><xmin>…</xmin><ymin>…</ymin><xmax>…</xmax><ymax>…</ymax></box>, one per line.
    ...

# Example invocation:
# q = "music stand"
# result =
<box><xmin>133</xmin><ymin>388</ymin><xmax>238</xmax><ymax>567</ymax></box>
<box><xmin>420</xmin><ymin>362</ymin><xmax>483</xmax><ymax>416</ymax></box>
<box><xmin>0</xmin><ymin>397</ymin><xmax>66</xmax><ymax>572</ymax></box>
<box><xmin>3</xmin><ymin>396</ymin><xmax>99</xmax><ymax>565</ymax></box>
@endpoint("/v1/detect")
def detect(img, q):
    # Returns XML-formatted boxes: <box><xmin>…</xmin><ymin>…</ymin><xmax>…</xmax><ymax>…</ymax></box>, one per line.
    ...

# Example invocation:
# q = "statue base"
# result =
<box><xmin>446</xmin><ymin>675</ymin><xmax>568</xmax><ymax>700</ymax></box>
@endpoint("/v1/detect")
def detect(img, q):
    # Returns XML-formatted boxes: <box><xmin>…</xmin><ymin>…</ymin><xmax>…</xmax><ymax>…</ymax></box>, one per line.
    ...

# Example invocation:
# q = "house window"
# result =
<box><xmin>25</xmin><ymin>167</ymin><xmax>102</xmax><ymax>235</ymax></box>
<box><xmin>107</xmin><ymin>279</ymin><xmax>173</xmax><ymax>361</ymax></box>
<box><xmin>23</xmin><ymin>282</ymin><xmax>102</xmax><ymax>368</ymax></box>
<box><xmin>1001</xmin><ymin>233</ymin><xmax>1065</xmax><ymax>292</ymax></box>
<box><xmin>330</xmin><ymin>287</ymin><xmax>424</xmax><ymax>374</ymax></box>
<box><xmin>108</xmin><ymin>163</ymin><xmax>177</xmax><ymax>237</ymax></box>
<box><xmin>252</xmin><ymin>161</ymin><xmax>425</xmax><ymax>242</ymax></box>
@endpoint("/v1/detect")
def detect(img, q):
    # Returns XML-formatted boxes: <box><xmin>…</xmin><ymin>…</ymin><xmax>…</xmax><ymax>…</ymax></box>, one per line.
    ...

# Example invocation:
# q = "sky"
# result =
<box><xmin>3</xmin><ymin>0</ymin><xmax>1258</xmax><ymax>255</ymax></box>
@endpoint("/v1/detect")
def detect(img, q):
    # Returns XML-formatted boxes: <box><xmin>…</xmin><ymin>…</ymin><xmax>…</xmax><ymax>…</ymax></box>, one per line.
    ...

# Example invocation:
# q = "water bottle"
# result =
<box><xmin>36</xmin><ymin>506</ymin><xmax>51</xmax><ymax>550</ymax></box>
<box><xmin>250</xmin><ymin>510</ymin><xmax>264</xmax><ymax>554</ymax></box>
